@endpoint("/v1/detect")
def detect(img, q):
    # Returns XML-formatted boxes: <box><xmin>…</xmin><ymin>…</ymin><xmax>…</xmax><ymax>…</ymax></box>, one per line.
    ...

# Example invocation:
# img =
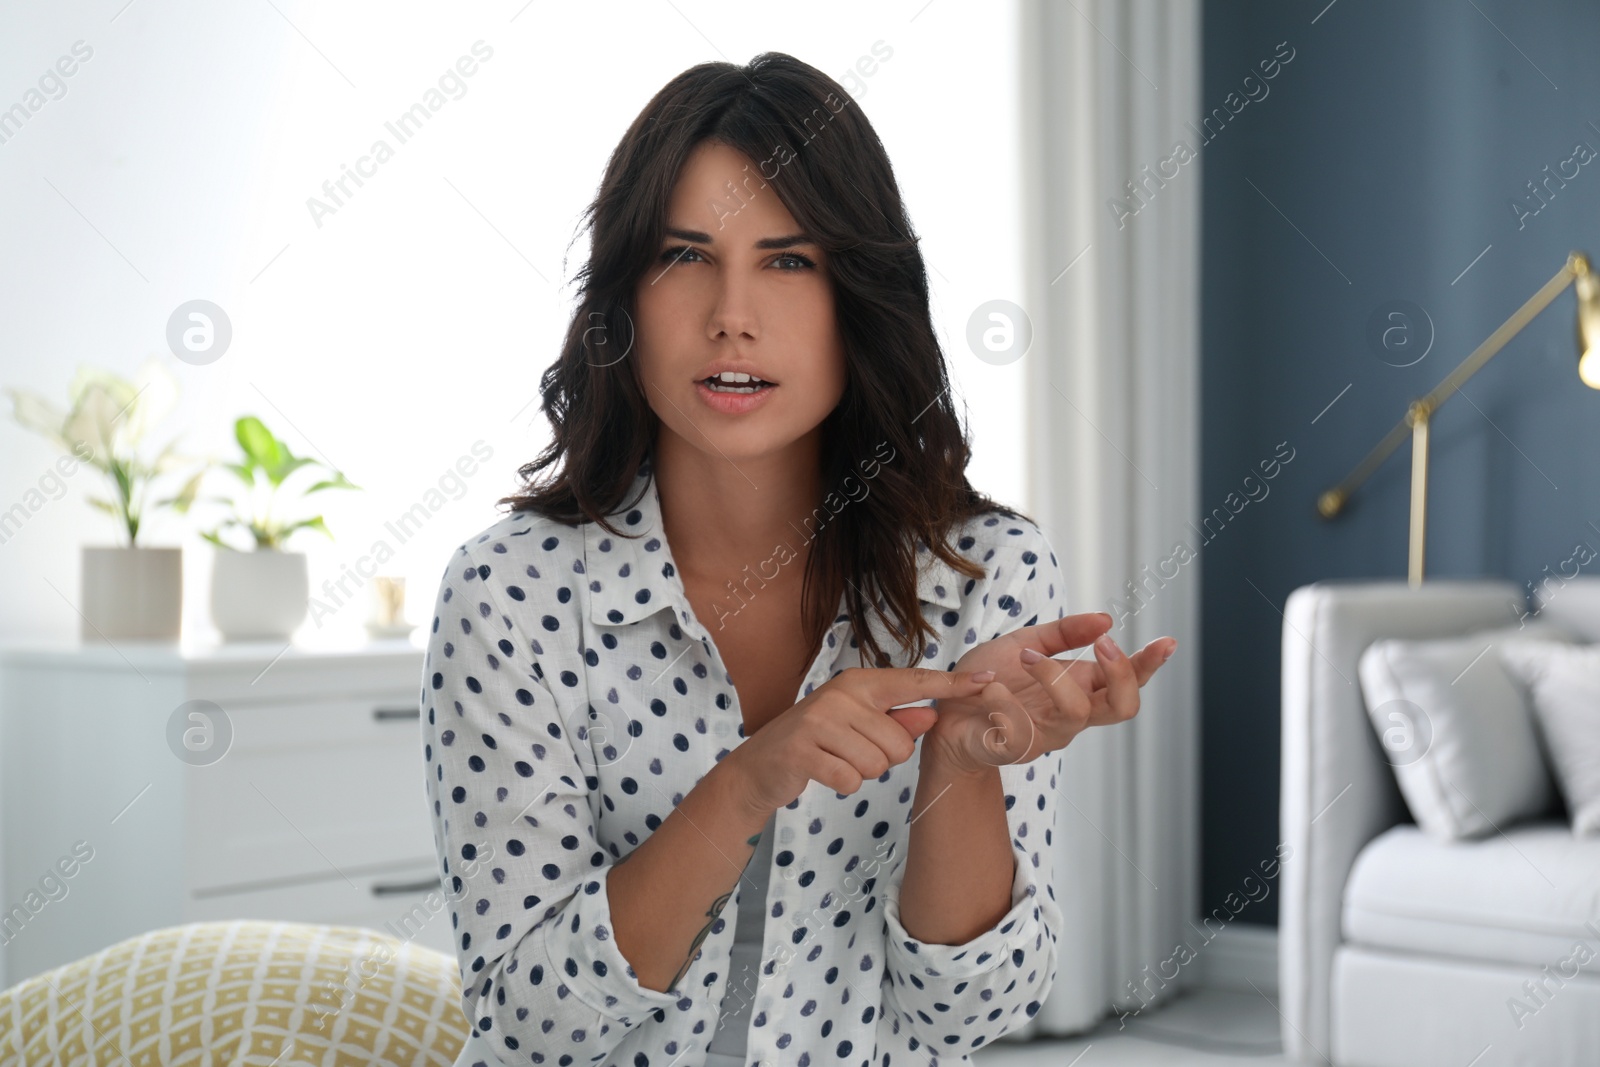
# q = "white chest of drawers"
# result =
<box><xmin>0</xmin><ymin>639</ymin><xmax>454</xmax><ymax>986</ymax></box>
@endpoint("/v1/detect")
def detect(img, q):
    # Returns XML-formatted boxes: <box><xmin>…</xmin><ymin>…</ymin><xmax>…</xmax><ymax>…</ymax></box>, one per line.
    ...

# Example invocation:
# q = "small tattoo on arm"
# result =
<box><xmin>669</xmin><ymin>889</ymin><xmax>732</xmax><ymax>991</ymax></box>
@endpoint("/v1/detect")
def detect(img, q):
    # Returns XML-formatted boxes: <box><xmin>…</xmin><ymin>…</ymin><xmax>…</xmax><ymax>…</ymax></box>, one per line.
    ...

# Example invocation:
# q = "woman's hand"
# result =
<box><xmin>924</xmin><ymin>612</ymin><xmax>1177</xmax><ymax>776</ymax></box>
<box><xmin>729</xmin><ymin>666</ymin><xmax>997</xmax><ymax>818</ymax></box>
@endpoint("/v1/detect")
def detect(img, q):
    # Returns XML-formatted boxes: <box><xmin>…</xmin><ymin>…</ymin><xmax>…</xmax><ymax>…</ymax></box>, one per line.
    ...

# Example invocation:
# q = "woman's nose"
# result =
<box><xmin>707</xmin><ymin>275</ymin><xmax>760</xmax><ymax>341</ymax></box>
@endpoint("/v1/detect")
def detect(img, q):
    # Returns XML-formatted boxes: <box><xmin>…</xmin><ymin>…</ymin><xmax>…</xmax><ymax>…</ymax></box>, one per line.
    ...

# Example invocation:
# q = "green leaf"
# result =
<box><xmin>223</xmin><ymin>461</ymin><xmax>255</xmax><ymax>486</ymax></box>
<box><xmin>110</xmin><ymin>460</ymin><xmax>134</xmax><ymax>506</ymax></box>
<box><xmin>235</xmin><ymin>416</ymin><xmax>283</xmax><ymax>473</ymax></box>
<box><xmin>267</xmin><ymin>454</ymin><xmax>315</xmax><ymax>487</ymax></box>
<box><xmin>86</xmin><ymin>497</ymin><xmax>118</xmax><ymax>514</ymax></box>
<box><xmin>304</xmin><ymin>470</ymin><xmax>361</xmax><ymax>494</ymax></box>
<box><xmin>156</xmin><ymin>468</ymin><xmax>208</xmax><ymax>514</ymax></box>
<box><xmin>199</xmin><ymin>529</ymin><xmax>233</xmax><ymax>550</ymax></box>
<box><xmin>278</xmin><ymin>515</ymin><xmax>332</xmax><ymax>542</ymax></box>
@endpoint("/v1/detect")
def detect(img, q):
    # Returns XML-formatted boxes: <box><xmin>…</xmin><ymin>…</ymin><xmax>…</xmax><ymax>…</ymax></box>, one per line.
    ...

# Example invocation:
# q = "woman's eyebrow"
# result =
<box><xmin>664</xmin><ymin>226</ymin><xmax>815</xmax><ymax>250</ymax></box>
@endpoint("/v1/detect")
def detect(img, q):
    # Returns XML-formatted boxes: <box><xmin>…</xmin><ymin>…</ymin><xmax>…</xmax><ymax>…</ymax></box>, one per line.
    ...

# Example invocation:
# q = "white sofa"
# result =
<box><xmin>1278</xmin><ymin>577</ymin><xmax>1600</xmax><ymax>1067</ymax></box>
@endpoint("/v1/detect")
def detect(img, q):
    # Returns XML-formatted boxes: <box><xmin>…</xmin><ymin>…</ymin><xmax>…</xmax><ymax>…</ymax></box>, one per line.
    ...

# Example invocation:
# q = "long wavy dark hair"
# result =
<box><xmin>498</xmin><ymin>51</ymin><xmax>1032</xmax><ymax>669</ymax></box>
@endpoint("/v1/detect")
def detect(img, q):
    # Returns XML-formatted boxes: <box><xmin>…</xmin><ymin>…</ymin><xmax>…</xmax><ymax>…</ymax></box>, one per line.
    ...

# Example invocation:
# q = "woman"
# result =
<box><xmin>424</xmin><ymin>52</ymin><xmax>1175</xmax><ymax>1067</ymax></box>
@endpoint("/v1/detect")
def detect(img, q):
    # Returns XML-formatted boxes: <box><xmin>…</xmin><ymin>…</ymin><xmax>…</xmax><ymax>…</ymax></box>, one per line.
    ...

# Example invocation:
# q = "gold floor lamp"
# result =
<box><xmin>1318</xmin><ymin>250</ymin><xmax>1600</xmax><ymax>588</ymax></box>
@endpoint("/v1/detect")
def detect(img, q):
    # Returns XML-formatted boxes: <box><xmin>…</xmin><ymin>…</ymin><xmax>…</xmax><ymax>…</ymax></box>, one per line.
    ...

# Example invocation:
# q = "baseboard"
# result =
<box><xmin>1196</xmin><ymin>922</ymin><xmax>1278</xmax><ymax>995</ymax></box>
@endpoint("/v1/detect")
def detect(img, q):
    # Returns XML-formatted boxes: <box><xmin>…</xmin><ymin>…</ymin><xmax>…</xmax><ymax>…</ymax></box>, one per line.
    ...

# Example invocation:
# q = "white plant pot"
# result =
<box><xmin>80</xmin><ymin>546</ymin><xmax>183</xmax><ymax>641</ymax></box>
<box><xmin>210</xmin><ymin>549</ymin><xmax>309</xmax><ymax>642</ymax></box>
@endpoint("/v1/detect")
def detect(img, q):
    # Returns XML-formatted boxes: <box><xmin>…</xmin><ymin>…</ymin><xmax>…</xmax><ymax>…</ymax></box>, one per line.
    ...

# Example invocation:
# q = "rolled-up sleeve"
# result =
<box><xmin>879</xmin><ymin>519</ymin><xmax>1067</xmax><ymax>1056</ymax></box>
<box><xmin>420</xmin><ymin>545</ymin><xmax>690</xmax><ymax>1062</ymax></box>
<box><xmin>879</xmin><ymin>751</ymin><xmax>1064</xmax><ymax>1056</ymax></box>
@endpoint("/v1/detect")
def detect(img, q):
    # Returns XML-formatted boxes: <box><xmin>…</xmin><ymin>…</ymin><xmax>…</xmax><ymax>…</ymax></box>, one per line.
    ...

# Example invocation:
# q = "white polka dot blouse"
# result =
<box><xmin>421</xmin><ymin>456</ymin><xmax>1068</xmax><ymax>1067</ymax></box>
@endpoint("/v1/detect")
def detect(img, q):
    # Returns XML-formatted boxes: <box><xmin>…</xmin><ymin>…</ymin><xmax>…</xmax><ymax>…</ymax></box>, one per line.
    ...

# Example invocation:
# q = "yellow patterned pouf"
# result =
<box><xmin>0</xmin><ymin>920</ymin><xmax>470</xmax><ymax>1066</ymax></box>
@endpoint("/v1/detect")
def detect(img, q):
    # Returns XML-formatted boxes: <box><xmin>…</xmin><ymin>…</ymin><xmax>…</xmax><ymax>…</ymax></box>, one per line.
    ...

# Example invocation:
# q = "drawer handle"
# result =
<box><xmin>371</xmin><ymin>876</ymin><xmax>439</xmax><ymax>897</ymax></box>
<box><xmin>373</xmin><ymin>706</ymin><xmax>420</xmax><ymax>722</ymax></box>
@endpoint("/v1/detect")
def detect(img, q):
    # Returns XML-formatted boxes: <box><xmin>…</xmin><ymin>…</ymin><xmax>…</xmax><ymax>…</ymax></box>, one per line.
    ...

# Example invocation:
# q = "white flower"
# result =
<box><xmin>63</xmin><ymin>378</ymin><xmax>123</xmax><ymax>465</ymax></box>
<box><xmin>4</xmin><ymin>389</ymin><xmax>69</xmax><ymax>452</ymax></box>
<box><xmin>122</xmin><ymin>357</ymin><xmax>179</xmax><ymax>448</ymax></box>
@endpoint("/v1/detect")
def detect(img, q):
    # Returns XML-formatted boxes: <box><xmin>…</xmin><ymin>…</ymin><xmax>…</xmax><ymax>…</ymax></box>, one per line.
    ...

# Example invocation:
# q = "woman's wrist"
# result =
<box><xmin>920</xmin><ymin>718</ymin><xmax>1006</xmax><ymax>783</ymax></box>
<box><xmin>709</xmin><ymin>746</ymin><xmax>781</xmax><ymax>830</ymax></box>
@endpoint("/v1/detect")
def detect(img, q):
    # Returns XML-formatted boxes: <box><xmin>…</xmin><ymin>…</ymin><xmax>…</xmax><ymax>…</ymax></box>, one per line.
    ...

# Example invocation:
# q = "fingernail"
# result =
<box><xmin>1096</xmin><ymin>634</ymin><xmax>1120</xmax><ymax>657</ymax></box>
<box><xmin>1019</xmin><ymin>648</ymin><xmax>1045</xmax><ymax>664</ymax></box>
<box><xmin>972</xmin><ymin>670</ymin><xmax>996</xmax><ymax>683</ymax></box>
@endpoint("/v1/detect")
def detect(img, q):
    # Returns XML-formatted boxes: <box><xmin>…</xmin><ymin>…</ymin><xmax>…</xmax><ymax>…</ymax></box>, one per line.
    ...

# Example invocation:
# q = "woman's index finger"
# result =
<box><xmin>853</xmin><ymin>665</ymin><xmax>994</xmax><ymax>710</ymax></box>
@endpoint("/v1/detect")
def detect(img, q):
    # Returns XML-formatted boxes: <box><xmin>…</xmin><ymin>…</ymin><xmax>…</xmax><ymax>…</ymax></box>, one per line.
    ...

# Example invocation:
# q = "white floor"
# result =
<box><xmin>976</xmin><ymin>987</ymin><xmax>1295</xmax><ymax>1066</ymax></box>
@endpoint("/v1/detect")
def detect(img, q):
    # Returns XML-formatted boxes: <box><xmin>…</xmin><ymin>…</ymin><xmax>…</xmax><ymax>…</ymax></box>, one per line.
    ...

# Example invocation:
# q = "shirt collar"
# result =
<box><xmin>581</xmin><ymin>459</ymin><xmax>965</xmax><ymax>632</ymax></box>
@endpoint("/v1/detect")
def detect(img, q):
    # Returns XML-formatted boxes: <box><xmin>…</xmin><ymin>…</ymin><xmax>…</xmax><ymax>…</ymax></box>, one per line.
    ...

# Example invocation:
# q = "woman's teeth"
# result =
<box><xmin>703</xmin><ymin>374</ymin><xmax>775</xmax><ymax>393</ymax></box>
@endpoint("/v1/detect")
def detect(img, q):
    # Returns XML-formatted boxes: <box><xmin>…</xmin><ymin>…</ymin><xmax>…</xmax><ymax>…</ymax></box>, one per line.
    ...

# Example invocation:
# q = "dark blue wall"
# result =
<box><xmin>1200</xmin><ymin>0</ymin><xmax>1600</xmax><ymax>925</ymax></box>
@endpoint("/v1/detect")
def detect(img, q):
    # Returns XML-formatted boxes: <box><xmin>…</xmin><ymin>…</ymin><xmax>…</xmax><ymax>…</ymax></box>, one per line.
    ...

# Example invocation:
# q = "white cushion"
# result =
<box><xmin>1342</xmin><ymin>822</ymin><xmax>1600</xmax><ymax>970</ymax></box>
<box><xmin>1500</xmin><ymin>642</ymin><xmax>1600</xmax><ymax>835</ymax></box>
<box><xmin>1357</xmin><ymin>623</ymin><xmax>1570</xmax><ymax>839</ymax></box>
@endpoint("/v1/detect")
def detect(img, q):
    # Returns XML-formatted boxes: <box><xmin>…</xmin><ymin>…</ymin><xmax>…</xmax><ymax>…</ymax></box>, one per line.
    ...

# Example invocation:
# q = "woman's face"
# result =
<box><xmin>633</xmin><ymin>140</ymin><xmax>847</xmax><ymax>467</ymax></box>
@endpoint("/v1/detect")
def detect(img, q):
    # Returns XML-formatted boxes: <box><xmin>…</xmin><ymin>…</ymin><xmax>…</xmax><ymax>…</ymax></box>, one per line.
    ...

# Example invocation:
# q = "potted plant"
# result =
<box><xmin>199</xmin><ymin>415</ymin><xmax>359</xmax><ymax>641</ymax></box>
<box><xmin>6</xmin><ymin>359</ymin><xmax>206</xmax><ymax>641</ymax></box>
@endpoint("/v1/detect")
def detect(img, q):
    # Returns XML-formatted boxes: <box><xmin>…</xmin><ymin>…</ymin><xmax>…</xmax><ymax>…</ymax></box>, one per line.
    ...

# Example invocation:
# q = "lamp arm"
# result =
<box><xmin>1318</xmin><ymin>253</ymin><xmax>1584</xmax><ymax>519</ymax></box>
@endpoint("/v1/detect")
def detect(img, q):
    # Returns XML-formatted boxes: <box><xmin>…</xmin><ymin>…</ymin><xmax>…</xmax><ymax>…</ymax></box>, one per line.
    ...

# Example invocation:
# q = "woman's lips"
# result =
<box><xmin>694</xmin><ymin>378</ymin><xmax>778</xmax><ymax>415</ymax></box>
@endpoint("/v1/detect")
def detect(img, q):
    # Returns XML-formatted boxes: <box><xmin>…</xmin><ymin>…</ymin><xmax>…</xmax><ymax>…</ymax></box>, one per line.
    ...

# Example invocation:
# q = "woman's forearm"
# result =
<box><xmin>607</xmin><ymin>748</ymin><xmax>772</xmax><ymax>993</ymax></box>
<box><xmin>896</xmin><ymin>750</ymin><xmax>1014</xmax><ymax>944</ymax></box>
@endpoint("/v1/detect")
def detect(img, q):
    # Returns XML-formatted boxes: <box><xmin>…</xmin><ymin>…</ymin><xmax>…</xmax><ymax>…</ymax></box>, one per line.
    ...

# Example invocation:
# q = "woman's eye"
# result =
<box><xmin>660</xmin><ymin>245</ymin><xmax>703</xmax><ymax>264</ymax></box>
<box><xmin>657</xmin><ymin>246</ymin><xmax>815</xmax><ymax>270</ymax></box>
